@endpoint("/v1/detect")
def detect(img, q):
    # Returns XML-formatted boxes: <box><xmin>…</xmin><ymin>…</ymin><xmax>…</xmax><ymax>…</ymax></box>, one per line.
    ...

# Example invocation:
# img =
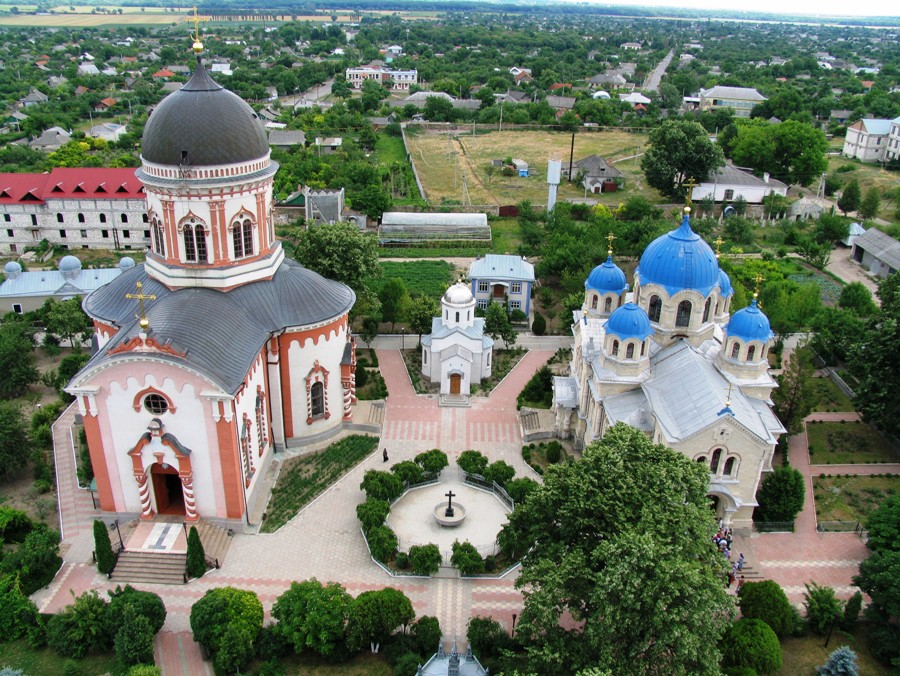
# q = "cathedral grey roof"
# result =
<box><xmin>141</xmin><ymin>58</ymin><xmax>270</xmax><ymax>167</ymax></box>
<box><xmin>79</xmin><ymin>260</ymin><xmax>354</xmax><ymax>394</ymax></box>
<box><xmin>640</xmin><ymin>341</ymin><xmax>778</xmax><ymax>444</ymax></box>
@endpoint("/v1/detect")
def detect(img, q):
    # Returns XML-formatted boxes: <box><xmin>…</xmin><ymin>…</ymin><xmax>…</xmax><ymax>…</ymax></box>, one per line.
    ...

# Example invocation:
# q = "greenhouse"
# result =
<box><xmin>378</xmin><ymin>212</ymin><xmax>492</xmax><ymax>246</ymax></box>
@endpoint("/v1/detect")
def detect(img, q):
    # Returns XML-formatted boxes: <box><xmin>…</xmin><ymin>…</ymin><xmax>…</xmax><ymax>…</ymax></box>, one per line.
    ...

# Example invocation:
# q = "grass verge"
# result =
<box><xmin>261</xmin><ymin>435</ymin><xmax>379</xmax><ymax>532</ymax></box>
<box><xmin>809</xmin><ymin>377</ymin><xmax>855</xmax><ymax>413</ymax></box>
<box><xmin>813</xmin><ymin>475</ymin><xmax>899</xmax><ymax>523</ymax></box>
<box><xmin>806</xmin><ymin>420</ymin><xmax>899</xmax><ymax>464</ymax></box>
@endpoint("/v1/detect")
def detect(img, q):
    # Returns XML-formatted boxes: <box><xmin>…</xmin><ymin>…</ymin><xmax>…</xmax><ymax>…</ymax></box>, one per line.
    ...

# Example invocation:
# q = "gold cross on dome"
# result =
<box><xmin>606</xmin><ymin>232</ymin><xmax>616</xmax><ymax>256</ymax></box>
<box><xmin>189</xmin><ymin>6</ymin><xmax>207</xmax><ymax>53</ymax></box>
<box><xmin>126</xmin><ymin>281</ymin><xmax>157</xmax><ymax>331</ymax></box>
<box><xmin>753</xmin><ymin>272</ymin><xmax>765</xmax><ymax>298</ymax></box>
<box><xmin>683</xmin><ymin>177</ymin><xmax>698</xmax><ymax>205</ymax></box>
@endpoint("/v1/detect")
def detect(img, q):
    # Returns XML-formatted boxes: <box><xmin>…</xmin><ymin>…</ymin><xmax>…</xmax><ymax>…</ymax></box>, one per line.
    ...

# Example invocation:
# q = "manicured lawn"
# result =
<box><xmin>375</xmin><ymin>260</ymin><xmax>456</xmax><ymax>299</ymax></box>
<box><xmin>778</xmin><ymin>625</ymin><xmax>891</xmax><ymax>675</ymax></box>
<box><xmin>374</xmin><ymin>132</ymin><xmax>407</xmax><ymax>166</ymax></box>
<box><xmin>806</xmin><ymin>421</ymin><xmax>899</xmax><ymax>464</ymax></box>
<box><xmin>809</xmin><ymin>377</ymin><xmax>855</xmax><ymax>413</ymax></box>
<box><xmin>0</xmin><ymin>640</ymin><xmax>119</xmax><ymax>675</ymax></box>
<box><xmin>489</xmin><ymin>217</ymin><xmax>522</xmax><ymax>254</ymax></box>
<box><xmin>261</xmin><ymin>435</ymin><xmax>379</xmax><ymax>532</ymax></box>
<box><xmin>813</xmin><ymin>475</ymin><xmax>899</xmax><ymax>524</ymax></box>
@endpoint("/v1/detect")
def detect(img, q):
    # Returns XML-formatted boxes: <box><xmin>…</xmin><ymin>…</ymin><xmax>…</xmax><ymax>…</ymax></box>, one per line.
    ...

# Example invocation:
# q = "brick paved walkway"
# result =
<box><xmin>40</xmin><ymin>346</ymin><xmax>884</xmax><ymax>670</ymax></box>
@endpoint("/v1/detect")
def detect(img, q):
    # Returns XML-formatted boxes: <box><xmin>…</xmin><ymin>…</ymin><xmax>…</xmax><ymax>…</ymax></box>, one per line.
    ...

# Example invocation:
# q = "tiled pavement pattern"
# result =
<box><xmin>38</xmin><ymin>345</ymin><xmax>879</xmax><ymax>673</ymax></box>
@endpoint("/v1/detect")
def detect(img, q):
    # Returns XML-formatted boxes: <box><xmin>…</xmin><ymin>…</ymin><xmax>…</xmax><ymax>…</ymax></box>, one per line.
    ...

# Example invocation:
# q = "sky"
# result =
<box><xmin>564</xmin><ymin>0</ymin><xmax>900</xmax><ymax>18</ymax></box>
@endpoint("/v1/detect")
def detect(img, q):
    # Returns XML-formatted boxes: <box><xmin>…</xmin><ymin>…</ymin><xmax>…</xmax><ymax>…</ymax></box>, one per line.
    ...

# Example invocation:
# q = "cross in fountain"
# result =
<box><xmin>445</xmin><ymin>489</ymin><xmax>456</xmax><ymax>517</ymax></box>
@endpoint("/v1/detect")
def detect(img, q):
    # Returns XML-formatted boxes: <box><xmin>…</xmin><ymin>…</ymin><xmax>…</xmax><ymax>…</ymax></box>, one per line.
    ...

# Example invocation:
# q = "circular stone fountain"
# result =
<box><xmin>433</xmin><ymin>501</ymin><xmax>466</xmax><ymax>527</ymax></box>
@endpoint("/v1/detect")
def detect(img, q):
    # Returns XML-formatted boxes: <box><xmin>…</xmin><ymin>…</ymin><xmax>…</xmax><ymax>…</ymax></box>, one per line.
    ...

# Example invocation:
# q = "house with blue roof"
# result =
<box><xmin>468</xmin><ymin>254</ymin><xmax>535</xmax><ymax>318</ymax></box>
<box><xmin>552</xmin><ymin>208</ymin><xmax>786</xmax><ymax>533</ymax></box>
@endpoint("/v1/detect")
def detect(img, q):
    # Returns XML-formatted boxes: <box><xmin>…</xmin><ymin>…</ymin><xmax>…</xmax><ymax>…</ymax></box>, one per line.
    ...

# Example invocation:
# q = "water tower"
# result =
<box><xmin>547</xmin><ymin>158</ymin><xmax>562</xmax><ymax>211</ymax></box>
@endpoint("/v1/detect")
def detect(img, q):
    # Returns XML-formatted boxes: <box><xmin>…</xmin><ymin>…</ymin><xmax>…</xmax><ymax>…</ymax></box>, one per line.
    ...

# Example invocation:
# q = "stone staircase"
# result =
<box><xmin>368</xmin><ymin>401</ymin><xmax>385</xmax><ymax>425</ymax></box>
<box><xmin>195</xmin><ymin>520</ymin><xmax>233</xmax><ymax>569</ymax></box>
<box><xmin>439</xmin><ymin>394</ymin><xmax>470</xmax><ymax>408</ymax></box>
<box><xmin>110</xmin><ymin>550</ymin><xmax>187</xmax><ymax>585</ymax></box>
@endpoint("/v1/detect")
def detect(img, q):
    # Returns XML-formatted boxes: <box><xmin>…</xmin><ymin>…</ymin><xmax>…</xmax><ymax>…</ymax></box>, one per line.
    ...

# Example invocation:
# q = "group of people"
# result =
<box><xmin>714</xmin><ymin>528</ymin><xmax>746</xmax><ymax>591</ymax></box>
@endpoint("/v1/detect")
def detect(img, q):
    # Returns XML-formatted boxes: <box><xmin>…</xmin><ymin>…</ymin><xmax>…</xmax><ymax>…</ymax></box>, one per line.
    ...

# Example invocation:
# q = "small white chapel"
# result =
<box><xmin>420</xmin><ymin>280</ymin><xmax>494</xmax><ymax>397</ymax></box>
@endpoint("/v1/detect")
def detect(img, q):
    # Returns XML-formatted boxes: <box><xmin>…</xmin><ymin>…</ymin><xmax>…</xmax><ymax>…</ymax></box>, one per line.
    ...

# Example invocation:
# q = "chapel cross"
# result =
<box><xmin>606</xmin><ymin>232</ymin><xmax>617</xmax><ymax>256</ymax></box>
<box><xmin>445</xmin><ymin>489</ymin><xmax>456</xmax><ymax>517</ymax></box>
<box><xmin>683</xmin><ymin>177</ymin><xmax>698</xmax><ymax>205</ymax></box>
<box><xmin>190</xmin><ymin>6</ymin><xmax>207</xmax><ymax>54</ymax></box>
<box><xmin>714</xmin><ymin>236</ymin><xmax>724</xmax><ymax>258</ymax></box>
<box><xmin>754</xmin><ymin>273</ymin><xmax>765</xmax><ymax>297</ymax></box>
<box><xmin>125</xmin><ymin>281</ymin><xmax>157</xmax><ymax>331</ymax></box>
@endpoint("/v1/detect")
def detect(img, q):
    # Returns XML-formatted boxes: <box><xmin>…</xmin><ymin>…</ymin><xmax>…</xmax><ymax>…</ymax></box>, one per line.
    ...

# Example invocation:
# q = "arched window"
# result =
<box><xmin>56</xmin><ymin>213</ymin><xmax>64</xmax><ymax>223</ymax></box>
<box><xmin>120</xmin><ymin>213</ymin><xmax>128</xmax><ymax>223</ymax></box>
<box><xmin>423</xmin><ymin>350</ymin><xmax>427</xmax><ymax>364</ymax></box>
<box><xmin>467</xmin><ymin>311</ymin><xmax>470</xmax><ymax>321</ymax></box>
<box><xmin>183</xmin><ymin>222</ymin><xmax>207</xmax><ymax>263</ymax></box>
<box><xmin>723</xmin><ymin>457</ymin><xmax>736</xmax><ymax>476</ymax></box>
<box><xmin>731</xmin><ymin>342</ymin><xmax>740</xmax><ymax>359</ymax></box>
<box><xmin>142</xmin><ymin>213</ymin><xmax>149</xmax><ymax>223</ymax></box>
<box><xmin>648</xmin><ymin>295</ymin><xmax>662</xmax><ymax>322</ymax></box>
<box><xmin>77</xmin><ymin>213</ymin><xmax>85</xmax><ymax>223</ymax></box>
<box><xmin>640</xmin><ymin>341</ymin><xmax>646</xmax><ymax>356</ymax></box>
<box><xmin>715</xmin><ymin>300</ymin><xmax>720</xmax><ymax>315</ymax></box>
<box><xmin>747</xmin><ymin>345</ymin><xmax>756</xmax><ymax>361</ymax></box>
<box><xmin>240</xmin><ymin>418</ymin><xmax>254</xmax><ymax>486</ymax></box>
<box><xmin>151</xmin><ymin>218</ymin><xmax>165</xmax><ymax>256</ymax></box>
<box><xmin>611</xmin><ymin>340</ymin><xmax>619</xmax><ymax>357</ymax></box>
<box><xmin>676</xmin><ymin>300</ymin><xmax>692</xmax><ymax>328</ymax></box>
<box><xmin>232</xmin><ymin>218</ymin><xmax>253</xmax><ymax>259</ymax></box>
<box><xmin>591</xmin><ymin>295</ymin><xmax>598</xmax><ymax>310</ymax></box>
<box><xmin>625</xmin><ymin>343</ymin><xmax>635</xmax><ymax>359</ymax></box>
<box><xmin>310</xmin><ymin>381</ymin><xmax>325</xmax><ymax>417</ymax></box>
<box><xmin>696</xmin><ymin>456</ymin><xmax>707</xmax><ymax>464</ymax></box>
<box><xmin>455</xmin><ymin>311</ymin><xmax>459</xmax><ymax>322</ymax></box>
<box><xmin>604</xmin><ymin>297</ymin><xmax>612</xmax><ymax>312</ymax></box>
<box><xmin>703</xmin><ymin>298</ymin><xmax>711</xmax><ymax>322</ymax></box>
<box><xmin>710</xmin><ymin>448</ymin><xmax>722</xmax><ymax>473</ymax></box>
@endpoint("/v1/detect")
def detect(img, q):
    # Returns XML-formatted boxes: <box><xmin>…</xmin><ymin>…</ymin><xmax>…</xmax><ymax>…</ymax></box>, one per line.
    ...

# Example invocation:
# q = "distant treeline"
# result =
<box><xmin>111</xmin><ymin>1</ymin><xmax>900</xmax><ymax>28</ymax></box>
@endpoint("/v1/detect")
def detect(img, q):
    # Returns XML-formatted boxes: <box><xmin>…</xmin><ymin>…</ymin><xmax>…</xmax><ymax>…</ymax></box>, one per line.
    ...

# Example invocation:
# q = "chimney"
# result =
<box><xmin>763</xmin><ymin>172</ymin><xmax>770</xmax><ymax>183</ymax></box>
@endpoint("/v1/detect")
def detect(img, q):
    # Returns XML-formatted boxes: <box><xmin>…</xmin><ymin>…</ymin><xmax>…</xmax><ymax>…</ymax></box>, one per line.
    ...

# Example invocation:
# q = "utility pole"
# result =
<box><xmin>499</xmin><ymin>101</ymin><xmax>503</xmax><ymax>133</ymax></box>
<box><xmin>568</xmin><ymin>131</ymin><xmax>575</xmax><ymax>182</ymax></box>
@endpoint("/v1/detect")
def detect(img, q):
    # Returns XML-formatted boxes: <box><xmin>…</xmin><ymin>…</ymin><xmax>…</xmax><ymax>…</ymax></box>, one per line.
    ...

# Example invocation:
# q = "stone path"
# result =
<box><xmin>39</xmin><ymin>348</ymin><xmax>553</xmax><ymax>673</ymax></box>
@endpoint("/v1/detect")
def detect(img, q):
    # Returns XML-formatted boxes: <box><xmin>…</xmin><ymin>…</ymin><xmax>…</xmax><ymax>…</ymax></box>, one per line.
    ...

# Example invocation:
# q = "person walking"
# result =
<box><xmin>382</xmin><ymin>448</ymin><xmax>389</xmax><ymax>463</ymax></box>
<box><xmin>736</xmin><ymin>553</ymin><xmax>745</xmax><ymax>571</ymax></box>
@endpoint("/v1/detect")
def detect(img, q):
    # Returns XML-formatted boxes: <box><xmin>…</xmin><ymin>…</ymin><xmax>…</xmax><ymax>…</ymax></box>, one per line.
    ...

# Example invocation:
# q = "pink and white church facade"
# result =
<box><xmin>66</xmin><ymin>57</ymin><xmax>357</xmax><ymax>528</ymax></box>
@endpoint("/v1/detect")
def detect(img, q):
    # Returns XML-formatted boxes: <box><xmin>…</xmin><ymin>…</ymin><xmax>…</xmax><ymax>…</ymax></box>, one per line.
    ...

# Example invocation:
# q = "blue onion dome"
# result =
<box><xmin>119</xmin><ymin>256</ymin><xmax>136</xmax><ymax>269</ymax></box>
<box><xmin>726</xmin><ymin>298</ymin><xmax>773</xmax><ymax>343</ymax></box>
<box><xmin>636</xmin><ymin>210</ymin><xmax>720</xmax><ymax>296</ymax></box>
<box><xmin>604</xmin><ymin>303</ymin><xmax>653</xmax><ymax>341</ymax></box>
<box><xmin>718</xmin><ymin>269</ymin><xmax>734</xmax><ymax>297</ymax></box>
<box><xmin>586</xmin><ymin>255</ymin><xmax>628</xmax><ymax>294</ymax></box>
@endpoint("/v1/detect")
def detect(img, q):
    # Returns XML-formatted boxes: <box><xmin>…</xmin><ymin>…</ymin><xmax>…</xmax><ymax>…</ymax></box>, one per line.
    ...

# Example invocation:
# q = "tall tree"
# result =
<box><xmin>41</xmin><ymin>298</ymin><xmax>92</xmax><ymax>351</ymax></box>
<box><xmin>290</xmin><ymin>221</ymin><xmax>381</xmax><ymax>314</ymax></box>
<box><xmin>498</xmin><ymin>423</ymin><xmax>734</xmax><ymax>674</ymax></box>
<box><xmin>838</xmin><ymin>180</ymin><xmax>861</xmax><ymax>215</ymax></box>
<box><xmin>859</xmin><ymin>187</ymin><xmax>881</xmax><ymax>221</ymax></box>
<box><xmin>848</xmin><ymin>273</ymin><xmax>900</xmax><ymax>438</ymax></box>
<box><xmin>377</xmin><ymin>278</ymin><xmax>410</xmax><ymax>333</ymax></box>
<box><xmin>406</xmin><ymin>295</ymin><xmax>438</xmax><ymax>346</ymax></box>
<box><xmin>0</xmin><ymin>321</ymin><xmax>39</xmax><ymax>399</ymax></box>
<box><xmin>772</xmin><ymin>346</ymin><xmax>815</xmax><ymax>435</ymax></box>
<box><xmin>272</xmin><ymin>578</ymin><xmax>352</xmax><ymax>658</ymax></box>
<box><xmin>346</xmin><ymin>588</ymin><xmax>414</xmax><ymax>653</ymax></box>
<box><xmin>0</xmin><ymin>401</ymin><xmax>30</xmax><ymax>479</ymax></box>
<box><xmin>640</xmin><ymin>119</ymin><xmax>724</xmax><ymax>199</ymax></box>
<box><xmin>483</xmin><ymin>302</ymin><xmax>517</xmax><ymax>347</ymax></box>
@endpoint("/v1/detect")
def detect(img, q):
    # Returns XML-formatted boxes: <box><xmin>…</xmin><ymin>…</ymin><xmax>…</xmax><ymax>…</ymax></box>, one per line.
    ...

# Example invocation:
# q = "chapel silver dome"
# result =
<box><xmin>141</xmin><ymin>59</ymin><xmax>269</xmax><ymax>167</ymax></box>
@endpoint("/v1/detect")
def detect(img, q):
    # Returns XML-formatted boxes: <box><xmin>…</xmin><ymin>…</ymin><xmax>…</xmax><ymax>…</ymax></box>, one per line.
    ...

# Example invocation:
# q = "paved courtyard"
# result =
<box><xmin>37</xmin><ymin>343</ymin><xmax>881</xmax><ymax>674</ymax></box>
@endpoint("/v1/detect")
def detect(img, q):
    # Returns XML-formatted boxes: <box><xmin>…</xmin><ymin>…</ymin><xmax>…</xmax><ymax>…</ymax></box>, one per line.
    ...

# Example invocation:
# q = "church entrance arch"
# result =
<box><xmin>151</xmin><ymin>462</ymin><xmax>185</xmax><ymax>516</ymax></box>
<box><xmin>449</xmin><ymin>373</ymin><xmax>462</xmax><ymax>395</ymax></box>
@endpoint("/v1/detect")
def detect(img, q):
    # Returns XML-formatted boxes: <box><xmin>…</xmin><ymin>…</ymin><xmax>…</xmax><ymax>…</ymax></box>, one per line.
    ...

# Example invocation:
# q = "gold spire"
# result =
<box><xmin>683</xmin><ymin>177</ymin><xmax>698</xmax><ymax>206</ymax></box>
<box><xmin>606</xmin><ymin>232</ymin><xmax>617</xmax><ymax>257</ymax></box>
<box><xmin>725</xmin><ymin>382</ymin><xmax>733</xmax><ymax>408</ymax></box>
<box><xmin>190</xmin><ymin>6</ymin><xmax>206</xmax><ymax>54</ymax></box>
<box><xmin>753</xmin><ymin>273</ymin><xmax>765</xmax><ymax>299</ymax></box>
<box><xmin>125</xmin><ymin>281</ymin><xmax>157</xmax><ymax>332</ymax></box>
<box><xmin>714</xmin><ymin>236</ymin><xmax>724</xmax><ymax>258</ymax></box>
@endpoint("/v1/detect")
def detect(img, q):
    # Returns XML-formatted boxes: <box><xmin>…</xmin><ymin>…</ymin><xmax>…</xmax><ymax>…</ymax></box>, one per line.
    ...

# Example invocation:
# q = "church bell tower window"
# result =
<box><xmin>648</xmin><ymin>295</ymin><xmax>662</xmax><ymax>322</ymax></box>
<box><xmin>151</xmin><ymin>217</ymin><xmax>165</xmax><ymax>256</ymax></box>
<box><xmin>183</xmin><ymin>221</ymin><xmax>208</xmax><ymax>263</ymax></box>
<box><xmin>232</xmin><ymin>218</ymin><xmax>254</xmax><ymax>259</ymax></box>
<box><xmin>676</xmin><ymin>300</ymin><xmax>692</xmax><ymax>328</ymax></box>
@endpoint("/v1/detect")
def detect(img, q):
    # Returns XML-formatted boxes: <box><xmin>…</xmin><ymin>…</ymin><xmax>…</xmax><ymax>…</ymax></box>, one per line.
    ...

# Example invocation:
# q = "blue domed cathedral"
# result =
<box><xmin>553</xmin><ymin>208</ymin><xmax>785</xmax><ymax>532</ymax></box>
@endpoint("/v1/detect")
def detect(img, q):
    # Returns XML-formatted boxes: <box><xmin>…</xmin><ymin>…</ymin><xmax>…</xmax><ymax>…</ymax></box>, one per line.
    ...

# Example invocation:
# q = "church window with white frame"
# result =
<box><xmin>151</xmin><ymin>217</ymin><xmax>165</xmax><ymax>256</ymax></box>
<box><xmin>182</xmin><ymin>218</ymin><xmax>208</xmax><ymax>263</ymax></box>
<box><xmin>232</xmin><ymin>216</ymin><xmax>254</xmax><ymax>259</ymax></box>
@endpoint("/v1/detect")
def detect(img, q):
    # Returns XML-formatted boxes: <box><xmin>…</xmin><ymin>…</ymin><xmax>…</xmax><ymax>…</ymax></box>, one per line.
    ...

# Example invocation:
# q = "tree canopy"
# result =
<box><xmin>272</xmin><ymin>578</ymin><xmax>352</xmax><ymax>658</ymax></box>
<box><xmin>498</xmin><ymin>423</ymin><xmax>734</xmax><ymax>674</ymax></box>
<box><xmin>640</xmin><ymin>119</ymin><xmax>725</xmax><ymax>199</ymax></box>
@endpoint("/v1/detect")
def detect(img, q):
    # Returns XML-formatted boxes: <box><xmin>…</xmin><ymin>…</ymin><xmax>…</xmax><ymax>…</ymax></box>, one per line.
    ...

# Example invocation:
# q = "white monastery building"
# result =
<box><xmin>421</xmin><ymin>281</ymin><xmax>493</xmax><ymax>398</ymax></box>
<box><xmin>552</xmin><ymin>211</ymin><xmax>785</xmax><ymax>532</ymax></box>
<box><xmin>345</xmin><ymin>64</ymin><xmax>418</xmax><ymax>90</ymax></box>
<box><xmin>66</xmin><ymin>55</ymin><xmax>358</xmax><ymax>529</ymax></box>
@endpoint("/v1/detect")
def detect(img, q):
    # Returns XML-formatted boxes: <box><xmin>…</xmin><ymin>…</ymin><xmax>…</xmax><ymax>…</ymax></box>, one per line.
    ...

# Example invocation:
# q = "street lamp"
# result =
<box><xmin>401</xmin><ymin>327</ymin><xmax>406</xmax><ymax>350</ymax></box>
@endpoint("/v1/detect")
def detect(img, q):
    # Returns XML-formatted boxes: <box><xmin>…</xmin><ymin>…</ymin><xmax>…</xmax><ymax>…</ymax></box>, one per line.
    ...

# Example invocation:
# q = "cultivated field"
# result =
<box><xmin>404</xmin><ymin>127</ymin><xmax>656</xmax><ymax>207</ymax></box>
